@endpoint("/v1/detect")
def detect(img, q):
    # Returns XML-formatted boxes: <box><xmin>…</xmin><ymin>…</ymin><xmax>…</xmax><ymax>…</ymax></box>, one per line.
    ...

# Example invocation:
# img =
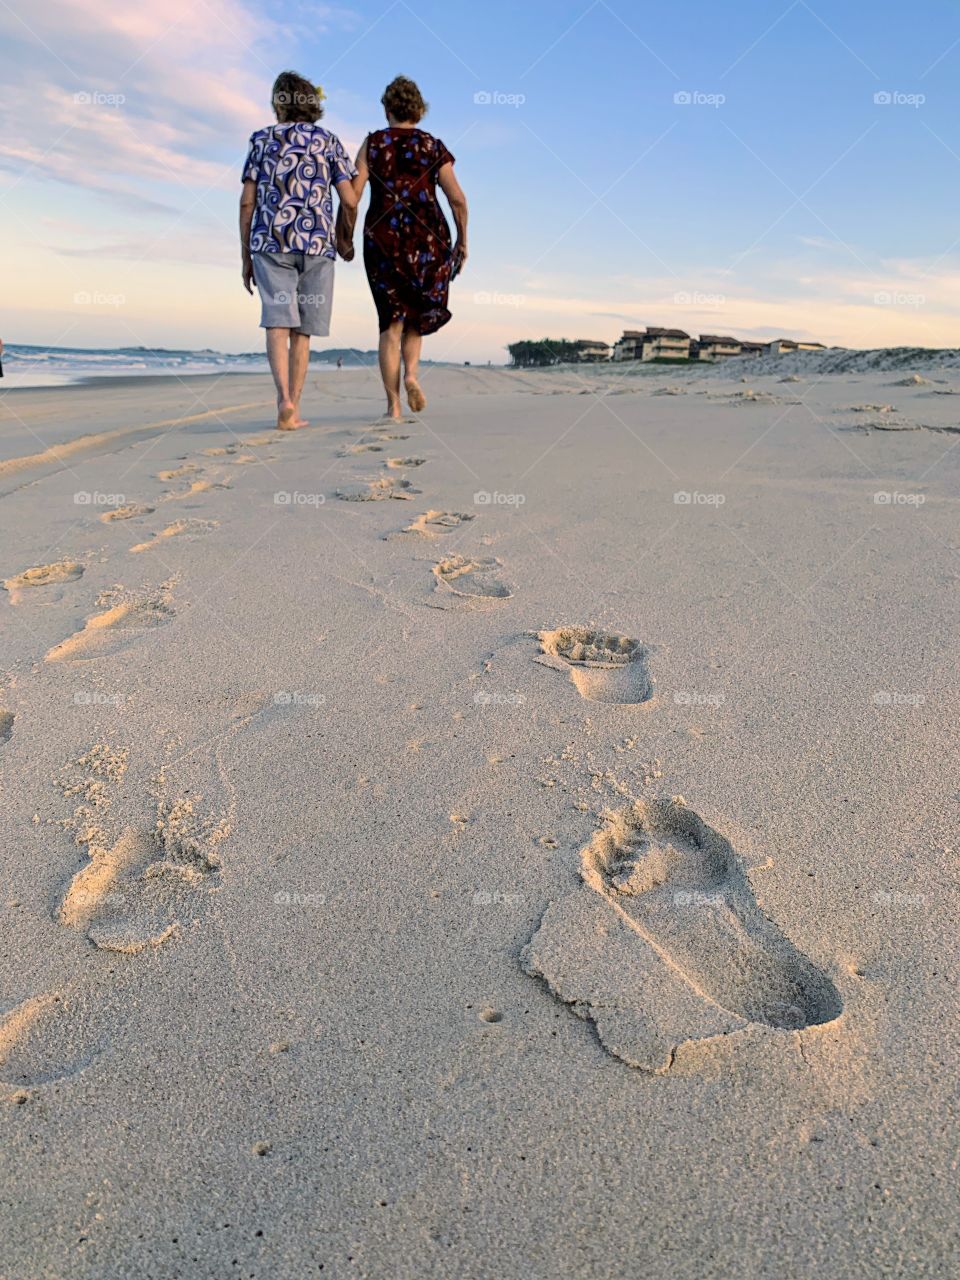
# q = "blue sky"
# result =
<box><xmin>1</xmin><ymin>0</ymin><xmax>958</xmax><ymax>360</ymax></box>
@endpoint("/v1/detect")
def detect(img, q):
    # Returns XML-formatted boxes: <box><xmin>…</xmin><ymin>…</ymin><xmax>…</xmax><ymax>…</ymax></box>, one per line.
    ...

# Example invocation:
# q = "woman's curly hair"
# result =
<box><xmin>381</xmin><ymin>76</ymin><xmax>428</xmax><ymax>123</ymax></box>
<box><xmin>272</xmin><ymin>71</ymin><xmax>324</xmax><ymax>124</ymax></box>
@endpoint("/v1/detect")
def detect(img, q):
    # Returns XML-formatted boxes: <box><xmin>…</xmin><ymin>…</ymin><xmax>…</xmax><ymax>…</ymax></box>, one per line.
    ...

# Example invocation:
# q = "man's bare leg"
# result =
<box><xmin>266</xmin><ymin>328</ymin><xmax>299</xmax><ymax>429</ymax></box>
<box><xmin>401</xmin><ymin>326</ymin><xmax>425</xmax><ymax>412</ymax></box>
<box><xmin>288</xmin><ymin>331</ymin><xmax>311</xmax><ymax>427</ymax></box>
<box><xmin>378</xmin><ymin>319</ymin><xmax>404</xmax><ymax>419</ymax></box>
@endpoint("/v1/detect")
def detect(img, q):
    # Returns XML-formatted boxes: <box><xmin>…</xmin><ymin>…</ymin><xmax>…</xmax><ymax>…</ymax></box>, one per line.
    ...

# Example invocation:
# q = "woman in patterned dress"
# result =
<box><xmin>340</xmin><ymin>77</ymin><xmax>468</xmax><ymax>420</ymax></box>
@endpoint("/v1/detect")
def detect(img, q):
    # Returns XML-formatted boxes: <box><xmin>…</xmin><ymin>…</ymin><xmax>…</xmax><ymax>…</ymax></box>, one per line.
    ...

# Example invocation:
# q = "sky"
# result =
<box><xmin>1</xmin><ymin>0</ymin><xmax>959</xmax><ymax>362</ymax></box>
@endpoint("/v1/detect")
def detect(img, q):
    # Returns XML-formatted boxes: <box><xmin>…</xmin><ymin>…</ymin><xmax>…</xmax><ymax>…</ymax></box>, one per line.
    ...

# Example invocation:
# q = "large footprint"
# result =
<box><xmin>523</xmin><ymin>797</ymin><xmax>842</xmax><ymax>1071</ymax></box>
<box><xmin>536</xmin><ymin>626</ymin><xmax>652</xmax><ymax>704</ymax></box>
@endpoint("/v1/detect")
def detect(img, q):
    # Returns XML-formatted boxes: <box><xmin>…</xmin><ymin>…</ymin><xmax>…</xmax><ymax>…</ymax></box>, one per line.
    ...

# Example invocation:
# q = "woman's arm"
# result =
<box><xmin>438</xmin><ymin>162</ymin><xmax>468</xmax><ymax>271</ymax></box>
<box><xmin>351</xmin><ymin>137</ymin><xmax>369</xmax><ymax>203</ymax></box>
<box><xmin>336</xmin><ymin>137</ymin><xmax>367</xmax><ymax>261</ymax></box>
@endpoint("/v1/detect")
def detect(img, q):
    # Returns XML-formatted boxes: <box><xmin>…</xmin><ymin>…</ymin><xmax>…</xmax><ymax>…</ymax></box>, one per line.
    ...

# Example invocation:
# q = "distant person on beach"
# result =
<box><xmin>341</xmin><ymin>76</ymin><xmax>468</xmax><ymax>421</ymax></box>
<box><xmin>240</xmin><ymin>72</ymin><xmax>358</xmax><ymax>430</ymax></box>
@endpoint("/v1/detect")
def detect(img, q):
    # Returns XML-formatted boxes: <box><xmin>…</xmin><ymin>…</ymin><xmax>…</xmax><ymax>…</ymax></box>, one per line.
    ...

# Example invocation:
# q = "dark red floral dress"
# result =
<box><xmin>363</xmin><ymin>128</ymin><xmax>455</xmax><ymax>335</ymax></box>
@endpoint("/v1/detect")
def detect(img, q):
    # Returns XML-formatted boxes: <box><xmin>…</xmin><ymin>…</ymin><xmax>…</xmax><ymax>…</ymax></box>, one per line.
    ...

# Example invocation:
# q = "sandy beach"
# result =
<box><xmin>1</xmin><ymin>358</ymin><xmax>958</xmax><ymax>1278</ymax></box>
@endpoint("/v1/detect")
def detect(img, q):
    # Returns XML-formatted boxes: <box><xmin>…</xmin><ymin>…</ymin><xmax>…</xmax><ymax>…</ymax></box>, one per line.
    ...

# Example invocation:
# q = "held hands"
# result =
<box><xmin>451</xmin><ymin>242</ymin><xmax>468</xmax><ymax>277</ymax></box>
<box><xmin>242</xmin><ymin>255</ymin><xmax>254</xmax><ymax>295</ymax></box>
<box><xmin>337</xmin><ymin>237</ymin><xmax>355</xmax><ymax>262</ymax></box>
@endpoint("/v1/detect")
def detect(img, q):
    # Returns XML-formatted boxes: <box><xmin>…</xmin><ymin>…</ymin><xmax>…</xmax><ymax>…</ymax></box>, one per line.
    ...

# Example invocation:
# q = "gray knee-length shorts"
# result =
<box><xmin>252</xmin><ymin>252</ymin><xmax>335</xmax><ymax>336</ymax></box>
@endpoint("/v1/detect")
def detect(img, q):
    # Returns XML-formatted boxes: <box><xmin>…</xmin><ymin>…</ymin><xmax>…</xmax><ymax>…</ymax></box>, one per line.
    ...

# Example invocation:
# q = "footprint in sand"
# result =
<box><xmin>44</xmin><ymin>583</ymin><xmax>174</xmax><ymax>663</ymax></box>
<box><xmin>129</xmin><ymin>518</ymin><xmax>218</xmax><ymax>554</ymax></box>
<box><xmin>536</xmin><ymin>627</ymin><xmax>652</xmax><ymax>704</ymax></box>
<box><xmin>339</xmin><ymin>442</ymin><xmax>385</xmax><ymax>456</ymax></box>
<box><xmin>3</xmin><ymin>560</ymin><xmax>84</xmax><ymax>605</ymax></box>
<box><xmin>100</xmin><ymin>503</ymin><xmax>155</xmax><ymax>523</ymax></box>
<box><xmin>385</xmin><ymin>456</ymin><xmax>426</xmax><ymax>468</ymax></box>
<box><xmin>523</xmin><ymin>797</ymin><xmax>842</xmax><ymax>1072</ymax></box>
<box><xmin>401</xmin><ymin>510</ymin><xmax>476</xmax><ymax>538</ymax></box>
<box><xmin>0</xmin><ymin>710</ymin><xmax>13</xmax><ymax>743</ymax></box>
<box><xmin>156</xmin><ymin>463</ymin><xmax>200</xmax><ymax>482</ymax></box>
<box><xmin>337</xmin><ymin>475</ymin><xmax>421</xmax><ymax>502</ymax></box>
<box><xmin>0</xmin><ymin>990</ymin><xmax>108</xmax><ymax>1089</ymax></box>
<box><xmin>160</xmin><ymin>477</ymin><xmax>230</xmax><ymax>503</ymax></box>
<box><xmin>432</xmin><ymin>555</ymin><xmax>513</xmax><ymax>607</ymax></box>
<box><xmin>365</xmin><ymin>428</ymin><xmax>411</xmax><ymax>441</ymax></box>
<box><xmin>51</xmin><ymin>741</ymin><xmax>231</xmax><ymax>955</ymax></box>
<box><xmin>1</xmin><ymin>737</ymin><xmax>237</xmax><ymax>1089</ymax></box>
<box><xmin>201</xmin><ymin>445</ymin><xmax>238</xmax><ymax>457</ymax></box>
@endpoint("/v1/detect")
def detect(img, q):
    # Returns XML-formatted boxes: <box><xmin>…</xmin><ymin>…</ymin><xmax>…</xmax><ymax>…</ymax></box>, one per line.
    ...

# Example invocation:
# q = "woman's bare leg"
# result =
<box><xmin>378</xmin><ymin>320</ymin><xmax>404</xmax><ymax>419</ymax></box>
<box><xmin>402</xmin><ymin>326</ymin><xmax>426</xmax><ymax>412</ymax></box>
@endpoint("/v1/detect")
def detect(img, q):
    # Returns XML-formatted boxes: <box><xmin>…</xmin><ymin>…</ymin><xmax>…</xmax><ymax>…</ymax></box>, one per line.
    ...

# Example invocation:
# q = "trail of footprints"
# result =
<box><xmin>336</xmin><ymin>411</ymin><xmax>842</xmax><ymax>1070</ymax></box>
<box><xmin>1</xmin><ymin>404</ymin><xmax>843</xmax><ymax>1088</ymax></box>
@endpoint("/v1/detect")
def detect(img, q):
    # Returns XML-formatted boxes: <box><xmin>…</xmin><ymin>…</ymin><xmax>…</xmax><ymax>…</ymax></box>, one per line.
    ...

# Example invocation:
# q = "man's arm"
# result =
<box><xmin>438</xmin><ymin>162</ymin><xmax>468</xmax><ymax>272</ymax></box>
<box><xmin>239</xmin><ymin>179</ymin><xmax>256</xmax><ymax>293</ymax></box>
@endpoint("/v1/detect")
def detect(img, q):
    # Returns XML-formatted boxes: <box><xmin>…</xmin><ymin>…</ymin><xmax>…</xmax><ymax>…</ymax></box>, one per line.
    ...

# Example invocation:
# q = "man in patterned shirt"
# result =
<box><xmin>240</xmin><ymin>71</ymin><xmax>358</xmax><ymax>430</ymax></box>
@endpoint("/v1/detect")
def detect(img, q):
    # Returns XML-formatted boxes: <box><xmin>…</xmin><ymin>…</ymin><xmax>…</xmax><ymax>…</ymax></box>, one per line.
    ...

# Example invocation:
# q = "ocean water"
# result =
<box><xmin>0</xmin><ymin>344</ymin><xmax>270</xmax><ymax>388</ymax></box>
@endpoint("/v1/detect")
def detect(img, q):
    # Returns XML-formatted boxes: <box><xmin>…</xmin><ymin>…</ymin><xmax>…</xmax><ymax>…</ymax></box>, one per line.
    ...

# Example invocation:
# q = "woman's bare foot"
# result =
<box><xmin>405</xmin><ymin>378</ymin><xmax>426</xmax><ymax>413</ymax></box>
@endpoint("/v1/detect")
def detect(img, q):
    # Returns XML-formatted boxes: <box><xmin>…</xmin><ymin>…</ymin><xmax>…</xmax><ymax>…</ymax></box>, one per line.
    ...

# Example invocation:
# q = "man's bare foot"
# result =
<box><xmin>277</xmin><ymin>401</ymin><xmax>308</xmax><ymax>431</ymax></box>
<box><xmin>405</xmin><ymin>379</ymin><xmax>426</xmax><ymax>413</ymax></box>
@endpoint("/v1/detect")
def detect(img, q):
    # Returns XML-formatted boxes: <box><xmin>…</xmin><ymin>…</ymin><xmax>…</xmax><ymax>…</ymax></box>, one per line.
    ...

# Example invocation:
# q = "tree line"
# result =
<box><xmin>506</xmin><ymin>339</ymin><xmax>585</xmax><ymax>367</ymax></box>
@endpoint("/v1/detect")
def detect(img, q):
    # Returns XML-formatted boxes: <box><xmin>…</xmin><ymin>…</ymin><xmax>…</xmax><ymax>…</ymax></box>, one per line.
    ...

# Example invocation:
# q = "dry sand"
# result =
<box><xmin>0</xmin><ymin>359</ymin><xmax>958</xmax><ymax>1278</ymax></box>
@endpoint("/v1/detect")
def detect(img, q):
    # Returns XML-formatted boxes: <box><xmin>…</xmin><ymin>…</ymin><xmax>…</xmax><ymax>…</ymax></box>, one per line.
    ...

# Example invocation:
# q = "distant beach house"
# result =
<box><xmin>608</xmin><ymin>329</ymin><xmax>827</xmax><ymax>363</ymax></box>
<box><xmin>693</xmin><ymin>335</ymin><xmax>742</xmax><ymax>361</ymax></box>
<box><xmin>573</xmin><ymin>339</ymin><xmax>612</xmax><ymax>362</ymax></box>
<box><xmin>764</xmin><ymin>338</ymin><xmax>827</xmax><ymax>354</ymax></box>
<box><xmin>612</xmin><ymin>328</ymin><xmax>691</xmax><ymax>361</ymax></box>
